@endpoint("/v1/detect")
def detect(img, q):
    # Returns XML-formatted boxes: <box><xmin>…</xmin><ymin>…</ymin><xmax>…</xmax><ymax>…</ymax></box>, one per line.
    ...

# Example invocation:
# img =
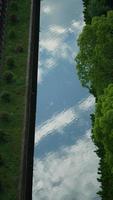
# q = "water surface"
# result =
<box><xmin>33</xmin><ymin>1</ymin><xmax>99</xmax><ymax>199</ymax></box>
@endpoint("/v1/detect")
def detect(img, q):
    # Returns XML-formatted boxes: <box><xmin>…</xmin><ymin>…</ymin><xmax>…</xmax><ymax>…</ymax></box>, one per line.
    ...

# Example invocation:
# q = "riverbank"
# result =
<box><xmin>0</xmin><ymin>0</ymin><xmax>31</xmax><ymax>199</ymax></box>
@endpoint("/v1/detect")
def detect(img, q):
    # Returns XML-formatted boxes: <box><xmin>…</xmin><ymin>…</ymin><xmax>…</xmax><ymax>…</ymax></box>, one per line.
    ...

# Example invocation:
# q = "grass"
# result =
<box><xmin>0</xmin><ymin>0</ymin><xmax>31</xmax><ymax>199</ymax></box>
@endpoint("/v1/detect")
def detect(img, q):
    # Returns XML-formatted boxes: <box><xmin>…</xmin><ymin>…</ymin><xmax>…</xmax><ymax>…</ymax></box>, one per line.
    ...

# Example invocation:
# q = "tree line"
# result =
<box><xmin>76</xmin><ymin>1</ymin><xmax>113</xmax><ymax>199</ymax></box>
<box><xmin>83</xmin><ymin>0</ymin><xmax>113</xmax><ymax>24</ymax></box>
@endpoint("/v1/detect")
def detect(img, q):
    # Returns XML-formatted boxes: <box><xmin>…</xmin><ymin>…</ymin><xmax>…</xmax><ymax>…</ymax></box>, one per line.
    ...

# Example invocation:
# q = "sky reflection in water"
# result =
<box><xmin>33</xmin><ymin>0</ymin><xmax>100</xmax><ymax>199</ymax></box>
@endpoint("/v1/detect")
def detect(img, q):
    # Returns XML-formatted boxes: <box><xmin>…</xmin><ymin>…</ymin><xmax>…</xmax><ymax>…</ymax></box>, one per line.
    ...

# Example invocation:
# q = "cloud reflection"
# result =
<box><xmin>33</xmin><ymin>131</ymin><xmax>100</xmax><ymax>200</ymax></box>
<box><xmin>35</xmin><ymin>95</ymin><xmax>95</xmax><ymax>145</ymax></box>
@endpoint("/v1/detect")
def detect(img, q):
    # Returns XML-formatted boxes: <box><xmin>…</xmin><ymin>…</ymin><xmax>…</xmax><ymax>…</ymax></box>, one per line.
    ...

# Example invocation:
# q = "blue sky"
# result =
<box><xmin>33</xmin><ymin>0</ymin><xmax>100</xmax><ymax>200</ymax></box>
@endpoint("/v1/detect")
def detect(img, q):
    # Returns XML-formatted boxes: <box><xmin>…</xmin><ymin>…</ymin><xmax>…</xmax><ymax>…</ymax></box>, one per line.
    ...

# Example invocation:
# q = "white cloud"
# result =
<box><xmin>38</xmin><ymin>0</ymin><xmax>85</xmax><ymax>82</ymax></box>
<box><xmin>37</xmin><ymin>57</ymin><xmax>57</xmax><ymax>83</ymax></box>
<box><xmin>42</xmin><ymin>5</ymin><xmax>52</xmax><ymax>14</ymax></box>
<box><xmin>72</xmin><ymin>19</ymin><xmax>84</xmax><ymax>31</ymax></box>
<box><xmin>79</xmin><ymin>95</ymin><xmax>95</xmax><ymax>111</ymax></box>
<box><xmin>38</xmin><ymin>17</ymin><xmax>85</xmax><ymax>83</ymax></box>
<box><xmin>86</xmin><ymin>129</ymin><xmax>92</xmax><ymax>139</ymax></box>
<box><xmin>40</xmin><ymin>38</ymin><xmax>61</xmax><ymax>52</ymax></box>
<box><xmin>40</xmin><ymin>19</ymin><xmax>84</xmax><ymax>53</ymax></box>
<box><xmin>33</xmin><ymin>132</ymin><xmax>100</xmax><ymax>200</ymax></box>
<box><xmin>50</xmin><ymin>25</ymin><xmax>66</xmax><ymax>34</ymax></box>
<box><xmin>35</xmin><ymin>95</ymin><xmax>95</xmax><ymax>145</ymax></box>
<box><xmin>40</xmin><ymin>0</ymin><xmax>83</xmax><ymax>27</ymax></box>
<box><xmin>45</xmin><ymin>58</ymin><xmax>56</xmax><ymax>69</ymax></box>
<box><xmin>57</xmin><ymin>43</ymin><xmax>73</xmax><ymax>61</ymax></box>
<box><xmin>35</xmin><ymin>108</ymin><xmax>78</xmax><ymax>144</ymax></box>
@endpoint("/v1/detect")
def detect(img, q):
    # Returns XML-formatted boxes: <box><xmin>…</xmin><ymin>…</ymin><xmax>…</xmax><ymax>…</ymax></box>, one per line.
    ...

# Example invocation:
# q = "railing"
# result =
<box><xmin>19</xmin><ymin>0</ymin><xmax>40</xmax><ymax>199</ymax></box>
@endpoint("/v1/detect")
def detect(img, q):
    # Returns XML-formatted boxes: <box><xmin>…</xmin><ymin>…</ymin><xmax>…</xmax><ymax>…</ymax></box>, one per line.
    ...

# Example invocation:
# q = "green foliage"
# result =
<box><xmin>8</xmin><ymin>30</ymin><xmax>16</xmax><ymax>40</ymax></box>
<box><xmin>82</xmin><ymin>0</ymin><xmax>92</xmax><ymax>23</ymax></box>
<box><xmin>77</xmin><ymin>4</ymin><xmax>113</xmax><ymax>199</ymax></box>
<box><xmin>10</xmin><ymin>2</ymin><xmax>18</xmax><ymax>12</ymax></box>
<box><xmin>0</xmin><ymin>112</ymin><xmax>10</xmax><ymax>123</ymax></box>
<box><xmin>0</xmin><ymin>91</ymin><xmax>11</xmax><ymax>103</ymax></box>
<box><xmin>3</xmin><ymin>71</ymin><xmax>14</xmax><ymax>83</ymax></box>
<box><xmin>10</xmin><ymin>14</ymin><xmax>19</xmax><ymax>25</ymax></box>
<box><xmin>97</xmin><ymin>156</ymin><xmax>113</xmax><ymax>199</ymax></box>
<box><xmin>76</xmin><ymin>11</ymin><xmax>113</xmax><ymax>96</ymax></box>
<box><xmin>92</xmin><ymin>84</ymin><xmax>113</xmax><ymax>199</ymax></box>
<box><xmin>0</xmin><ymin>0</ymin><xmax>31</xmax><ymax>199</ymax></box>
<box><xmin>6</xmin><ymin>57</ymin><xmax>15</xmax><ymax>69</ymax></box>
<box><xmin>88</xmin><ymin>0</ymin><xmax>109</xmax><ymax>18</ymax></box>
<box><xmin>93</xmin><ymin>84</ymin><xmax>113</xmax><ymax>170</ymax></box>
<box><xmin>0</xmin><ymin>129</ymin><xmax>8</xmax><ymax>144</ymax></box>
<box><xmin>82</xmin><ymin>0</ymin><xmax>113</xmax><ymax>24</ymax></box>
<box><xmin>15</xmin><ymin>45</ymin><xmax>24</xmax><ymax>53</ymax></box>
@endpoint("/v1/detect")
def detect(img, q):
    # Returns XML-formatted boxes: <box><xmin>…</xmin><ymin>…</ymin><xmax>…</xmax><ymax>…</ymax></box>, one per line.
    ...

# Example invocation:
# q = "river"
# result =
<box><xmin>33</xmin><ymin>0</ymin><xmax>100</xmax><ymax>199</ymax></box>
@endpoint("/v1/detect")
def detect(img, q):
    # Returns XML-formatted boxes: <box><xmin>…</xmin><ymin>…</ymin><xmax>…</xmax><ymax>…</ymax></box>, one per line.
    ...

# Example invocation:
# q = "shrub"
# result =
<box><xmin>9</xmin><ymin>30</ymin><xmax>16</xmax><ymax>40</ymax></box>
<box><xmin>15</xmin><ymin>45</ymin><xmax>24</xmax><ymax>53</ymax></box>
<box><xmin>0</xmin><ymin>112</ymin><xmax>10</xmax><ymax>123</ymax></box>
<box><xmin>3</xmin><ymin>71</ymin><xmax>14</xmax><ymax>83</ymax></box>
<box><xmin>10</xmin><ymin>2</ymin><xmax>18</xmax><ymax>11</ymax></box>
<box><xmin>0</xmin><ymin>129</ymin><xmax>7</xmax><ymax>143</ymax></box>
<box><xmin>0</xmin><ymin>91</ymin><xmax>11</xmax><ymax>103</ymax></box>
<box><xmin>10</xmin><ymin>14</ymin><xmax>19</xmax><ymax>24</ymax></box>
<box><xmin>7</xmin><ymin>57</ymin><xmax>15</xmax><ymax>69</ymax></box>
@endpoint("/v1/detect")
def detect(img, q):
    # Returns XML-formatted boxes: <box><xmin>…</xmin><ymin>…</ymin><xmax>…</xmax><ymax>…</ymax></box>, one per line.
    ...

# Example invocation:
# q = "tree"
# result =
<box><xmin>82</xmin><ymin>0</ymin><xmax>113</xmax><ymax>24</ymax></box>
<box><xmin>75</xmin><ymin>11</ymin><xmax>113</xmax><ymax>96</ymax></box>
<box><xmin>93</xmin><ymin>84</ymin><xmax>113</xmax><ymax>170</ymax></box>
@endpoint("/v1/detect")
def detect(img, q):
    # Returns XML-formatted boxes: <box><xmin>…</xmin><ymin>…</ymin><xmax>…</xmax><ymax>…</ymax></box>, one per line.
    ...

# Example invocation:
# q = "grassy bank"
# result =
<box><xmin>0</xmin><ymin>0</ymin><xmax>31</xmax><ymax>199</ymax></box>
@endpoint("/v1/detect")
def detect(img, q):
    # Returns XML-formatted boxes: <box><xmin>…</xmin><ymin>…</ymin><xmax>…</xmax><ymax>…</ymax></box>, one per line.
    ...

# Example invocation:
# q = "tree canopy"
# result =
<box><xmin>76</xmin><ymin>11</ymin><xmax>113</xmax><ymax>97</ymax></box>
<box><xmin>82</xmin><ymin>0</ymin><xmax>113</xmax><ymax>23</ymax></box>
<box><xmin>93</xmin><ymin>84</ymin><xmax>113</xmax><ymax>171</ymax></box>
<box><xmin>76</xmin><ymin>5</ymin><xmax>113</xmax><ymax>199</ymax></box>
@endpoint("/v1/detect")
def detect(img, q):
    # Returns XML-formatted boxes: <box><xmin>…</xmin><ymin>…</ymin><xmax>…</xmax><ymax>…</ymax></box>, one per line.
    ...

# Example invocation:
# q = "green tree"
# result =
<box><xmin>93</xmin><ymin>84</ymin><xmax>113</xmax><ymax>170</ymax></box>
<box><xmin>82</xmin><ymin>0</ymin><xmax>113</xmax><ymax>24</ymax></box>
<box><xmin>92</xmin><ymin>84</ymin><xmax>113</xmax><ymax>199</ymax></box>
<box><xmin>76</xmin><ymin>11</ymin><xmax>113</xmax><ymax>96</ymax></box>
